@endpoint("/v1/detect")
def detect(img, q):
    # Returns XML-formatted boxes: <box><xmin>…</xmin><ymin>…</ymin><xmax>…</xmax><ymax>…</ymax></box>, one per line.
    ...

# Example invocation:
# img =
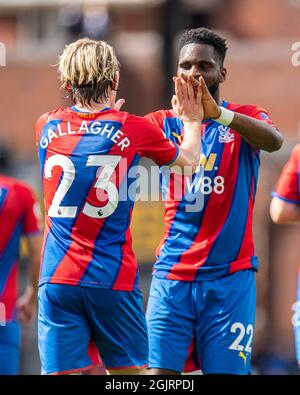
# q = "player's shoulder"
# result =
<box><xmin>35</xmin><ymin>108</ymin><xmax>67</xmax><ymax>127</ymax></box>
<box><xmin>226</xmin><ymin>101</ymin><xmax>269</xmax><ymax>117</ymax></box>
<box><xmin>145</xmin><ymin>109</ymin><xmax>175</xmax><ymax>121</ymax></box>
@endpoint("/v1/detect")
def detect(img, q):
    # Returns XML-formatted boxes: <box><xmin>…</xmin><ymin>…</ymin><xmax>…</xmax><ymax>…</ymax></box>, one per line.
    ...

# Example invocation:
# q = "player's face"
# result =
<box><xmin>178</xmin><ymin>43</ymin><xmax>226</xmax><ymax>96</ymax></box>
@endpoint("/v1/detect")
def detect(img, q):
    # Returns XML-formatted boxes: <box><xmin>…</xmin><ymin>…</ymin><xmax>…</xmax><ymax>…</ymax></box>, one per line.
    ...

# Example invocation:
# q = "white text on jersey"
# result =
<box><xmin>39</xmin><ymin>121</ymin><xmax>130</xmax><ymax>151</ymax></box>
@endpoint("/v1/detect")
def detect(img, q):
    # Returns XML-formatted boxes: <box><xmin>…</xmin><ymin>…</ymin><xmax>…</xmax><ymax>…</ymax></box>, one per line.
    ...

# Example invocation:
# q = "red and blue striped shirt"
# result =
<box><xmin>35</xmin><ymin>107</ymin><xmax>179</xmax><ymax>291</ymax></box>
<box><xmin>146</xmin><ymin>101</ymin><xmax>276</xmax><ymax>281</ymax></box>
<box><xmin>274</xmin><ymin>144</ymin><xmax>300</xmax><ymax>204</ymax></box>
<box><xmin>0</xmin><ymin>175</ymin><xmax>40</xmax><ymax>322</ymax></box>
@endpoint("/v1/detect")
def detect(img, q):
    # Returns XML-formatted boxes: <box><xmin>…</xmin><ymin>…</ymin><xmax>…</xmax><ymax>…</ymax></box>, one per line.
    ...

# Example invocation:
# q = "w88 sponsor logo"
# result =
<box><xmin>198</xmin><ymin>175</ymin><xmax>225</xmax><ymax>195</ymax></box>
<box><xmin>196</xmin><ymin>153</ymin><xmax>225</xmax><ymax>195</ymax></box>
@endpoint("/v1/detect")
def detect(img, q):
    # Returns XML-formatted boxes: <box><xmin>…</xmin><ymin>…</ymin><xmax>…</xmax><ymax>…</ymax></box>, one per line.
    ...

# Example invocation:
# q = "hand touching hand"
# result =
<box><xmin>200</xmin><ymin>78</ymin><xmax>221</xmax><ymax>120</ymax></box>
<box><xmin>172</xmin><ymin>74</ymin><xmax>204</xmax><ymax>123</ymax></box>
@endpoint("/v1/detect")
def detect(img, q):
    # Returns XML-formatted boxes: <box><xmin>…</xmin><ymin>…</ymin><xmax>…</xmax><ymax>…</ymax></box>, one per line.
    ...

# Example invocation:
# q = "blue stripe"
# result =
<box><xmin>40</xmin><ymin>120</ymin><xmax>121</xmax><ymax>283</ymax></box>
<box><xmin>38</xmin><ymin>120</ymin><xmax>62</xmax><ymax>177</ymax></box>
<box><xmin>0</xmin><ymin>221</ymin><xmax>22</xmax><ymax>293</ymax></box>
<box><xmin>220</xmin><ymin>100</ymin><xmax>229</xmax><ymax>109</ymax></box>
<box><xmin>272</xmin><ymin>192</ymin><xmax>300</xmax><ymax>204</ymax></box>
<box><xmin>0</xmin><ymin>187</ymin><xmax>8</xmax><ymax>212</ymax></box>
<box><xmin>205</xmin><ymin>141</ymin><xmax>259</xmax><ymax>265</ymax></box>
<box><xmin>157</xmin><ymin>117</ymin><xmax>225</xmax><ymax>267</ymax></box>
<box><xmin>80</xmin><ymin>153</ymin><xmax>140</xmax><ymax>287</ymax></box>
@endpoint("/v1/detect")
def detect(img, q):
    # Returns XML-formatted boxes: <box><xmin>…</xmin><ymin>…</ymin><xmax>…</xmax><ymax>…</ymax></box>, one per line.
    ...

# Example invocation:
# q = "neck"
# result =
<box><xmin>74</xmin><ymin>100</ymin><xmax>110</xmax><ymax>113</ymax></box>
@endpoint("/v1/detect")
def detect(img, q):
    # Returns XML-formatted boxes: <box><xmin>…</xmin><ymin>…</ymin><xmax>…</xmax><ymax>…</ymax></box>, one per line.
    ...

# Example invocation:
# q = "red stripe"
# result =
<box><xmin>106</xmin><ymin>364</ymin><xmax>148</xmax><ymax>370</ymax></box>
<box><xmin>183</xmin><ymin>338</ymin><xmax>201</xmax><ymax>373</ymax></box>
<box><xmin>232</xmin><ymin>177</ymin><xmax>255</xmax><ymax>267</ymax></box>
<box><xmin>0</xmin><ymin>262</ymin><xmax>18</xmax><ymax>321</ymax></box>
<box><xmin>156</xmin><ymin>173</ymin><xmax>183</xmax><ymax>257</ymax></box>
<box><xmin>231</xmin><ymin>149</ymin><xmax>259</xmax><ymax>268</ymax></box>
<box><xmin>167</xmin><ymin>137</ymin><xmax>242</xmax><ymax>281</ymax></box>
<box><xmin>228</xmin><ymin>257</ymin><xmax>254</xmax><ymax>274</ymax></box>
<box><xmin>87</xmin><ymin>341</ymin><xmax>101</xmax><ymax>366</ymax></box>
<box><xmin>50</xmin><ymin>364</ymin><xmax>94</xmax><ymax>375</ymax></box>
<box><xmin>112</xmin><ymin>207</ymin><xmax>136</xmax><ymax>290</ymax></box>
<box><xmin>0</xmin><ymin>188</ymin><xmax>19</xmax><ymax>255</ymax></box>
<box><xmin>51</xmin><ymin>147</ymin><xmax>136</xmax><ymax>285</ymax></box>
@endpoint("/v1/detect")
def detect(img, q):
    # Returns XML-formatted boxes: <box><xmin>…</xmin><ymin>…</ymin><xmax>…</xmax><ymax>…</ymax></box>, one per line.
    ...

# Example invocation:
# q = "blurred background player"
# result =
<box><xmin>0</xmin><ymin>146</ymin><xmax>42</xmax><ymax>374</ymax></box>
<box><xmin>145</xmin><ymin>27</ymin><xmax>283</xmax><ymax>375</ymax></box>
<box><xmin>270</xmin><ymin>144</ymin><xmax>300</xmax><ymax>368</ymax></box>
<box><xmin>35</xmin><ymin>38</ymin><xmax>203</xmax><ymax>375</ymax></box>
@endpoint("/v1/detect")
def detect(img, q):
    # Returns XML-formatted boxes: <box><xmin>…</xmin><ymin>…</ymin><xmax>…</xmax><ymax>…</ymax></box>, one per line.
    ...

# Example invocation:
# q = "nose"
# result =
<box><xmin>189</xmin><ymin>65</ymin><xmax>201</xmax><ymax>80</ymax></box>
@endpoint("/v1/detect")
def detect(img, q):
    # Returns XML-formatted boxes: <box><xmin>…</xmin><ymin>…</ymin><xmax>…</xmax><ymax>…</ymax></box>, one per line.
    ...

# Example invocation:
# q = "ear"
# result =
<box><xmin>112</xmin><ymin>71</ymin><xmax>120</xmax><ymax>91</ymax></box>
<box><xmin>220</xmin><ymin>67</ymin><xmax>227</xmax><ymax>84</ymax></box>
<box><xmin>65</xmin><ymin>83</ymin><xmax>71</xmax><ymax>92</ymax></box>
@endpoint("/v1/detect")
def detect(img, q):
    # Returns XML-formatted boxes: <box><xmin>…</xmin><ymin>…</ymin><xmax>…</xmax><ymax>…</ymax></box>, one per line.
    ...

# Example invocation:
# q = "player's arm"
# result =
<box><xmin>270</xmin><ymin>197</ymin><xmax>300</xmax><ymax>224</ymax></box>
<box><xmin>16</xmin><ymin>188</ymin><xmax>43</xmax><ymax>324</ymax></box>
<box><xmin>200</xmin><ymin>78</ymin><xmax>283</xmax><ymax>152</ymax></box>
<box><xmin>270</xmin><ymin>146</ymin><xmax>300</xmax><ymax>224</ymax></box>
<box><xmin>17</xmin><ymin>234</ymin><xmax>43</xmax><ymax>323</ymax></box>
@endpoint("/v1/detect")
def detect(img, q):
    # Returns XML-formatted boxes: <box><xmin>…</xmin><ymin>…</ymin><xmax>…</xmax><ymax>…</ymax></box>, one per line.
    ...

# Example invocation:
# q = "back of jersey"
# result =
<box><xmin>36</xmin><ymin>107</ymin><xmax>140</xmax><ymax>291</ymax></box>
<box><xmin>35</xmin><ymin>106</ymin><xmax>178</xmax><ymax>291</ymax></box>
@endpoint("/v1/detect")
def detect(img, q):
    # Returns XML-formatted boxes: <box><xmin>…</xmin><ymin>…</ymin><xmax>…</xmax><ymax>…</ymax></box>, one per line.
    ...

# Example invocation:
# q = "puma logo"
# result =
<box><xmin>239</xmin><ymin>352</ymin><xmax>247</xmax><ymax>365</ymax></box>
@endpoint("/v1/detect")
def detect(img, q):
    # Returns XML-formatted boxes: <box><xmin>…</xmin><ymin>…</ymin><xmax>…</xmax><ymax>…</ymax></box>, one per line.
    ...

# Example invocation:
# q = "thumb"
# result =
<box><xmin>114</xmin><ymin>98</ymin><xmax>125</xmax><ymax>111</ymax></box>
<box><xmin>171</xmin><ymin>95</ymin><xmax>179</xmax><ymax>115</ymax></box>
<box><xmin>171</xmin><ymin>95</ymin><xmax>177</xmax><ymax>108</ymax></box>
<box><xmin>200</xmin><ymin>76</ymin><xmax>210</xmax><ymax>98</ymax></box>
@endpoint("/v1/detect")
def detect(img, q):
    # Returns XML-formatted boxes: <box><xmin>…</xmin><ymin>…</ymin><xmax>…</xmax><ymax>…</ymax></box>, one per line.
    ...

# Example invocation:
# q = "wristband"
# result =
<box><xmin>214</xmin><ymin>107</ymin><xmax>234</xmax><ymax>126</ymax></box>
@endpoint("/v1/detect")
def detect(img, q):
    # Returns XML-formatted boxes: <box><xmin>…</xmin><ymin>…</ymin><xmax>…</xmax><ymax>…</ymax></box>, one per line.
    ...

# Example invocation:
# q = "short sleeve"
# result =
<box><xmin>22</xmin><ymin>186</ymin><xmax>42</xmax><ymax>236</ymax></box>
<box><xmin>144</xmin><ymin>111</ymin><xmax>164</xmax><ymax>130</ymax></box>
<box><xmin>244</xmin><ymin>105</ymin><xmax>277</xmax><ymax>128</ymax></box>
<box><xmin>273</xmin><ymin>145</ymin><xmax>300</xmax><ymax>204</ymax></box>
<box><xmin>124</xmin><ymin>115</ymin><xmax>179</xmax><ymax>166</ymax></box>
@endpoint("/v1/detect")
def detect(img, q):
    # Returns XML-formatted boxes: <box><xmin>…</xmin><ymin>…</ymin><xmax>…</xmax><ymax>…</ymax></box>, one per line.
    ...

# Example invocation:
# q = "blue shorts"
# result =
<box><xmin>38</xmin><ymin>284</ymin><xmax>148</xmax><ymax>375</ymax></box>
<box><xmin>146</xmin><ymin>269</ymin><xmax>256</xmax><ymax>375</ymax></box>
<box><xmin>0</xmin><ymin>319</ymin><xmax>21</xmax><ymax>374</ymax></box>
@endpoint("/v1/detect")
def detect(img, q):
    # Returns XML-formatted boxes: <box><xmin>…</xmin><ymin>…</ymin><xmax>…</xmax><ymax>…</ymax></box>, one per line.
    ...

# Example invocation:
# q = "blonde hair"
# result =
<box><xmin>58</xmin><ymin>38</ymin><xmax>120</xmax><ymax>106</ymax></box>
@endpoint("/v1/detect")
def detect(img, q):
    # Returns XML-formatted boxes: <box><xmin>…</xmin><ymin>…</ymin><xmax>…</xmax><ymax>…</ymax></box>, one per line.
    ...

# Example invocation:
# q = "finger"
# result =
<box><xmin>187</xmin><ymin>75</ymin><xmax>196</xmax><ymax>102</ymax></box>
<box><xmin>171</xmin><ymin>94</ymin><xmax>177</xmax><ymax>108</ymax></box>
<box><xmin>114</xmin><ymin>98</ymin><xmax>125</xmax><ymax>111</ymax></box>
<box><xmin>174</xmin><ymin>77</ymin><xmax>183</xmax><ymax>107</ymax></box>
<box><xmin>179</xmin><ymin>75</ymin><xmax>189</xmax><ymax>103</ymax></box>
<box><xmin>200</xmin><ymin>76</ymin><xmax>210</xmax><ymax>97</ymax></box>
<box><xmin>195</xmin><ymin>77</ymin><xmax>203</xmax><ymax>105</ymax></box>
<box><xmin>180</xmin><ymin>73</ymin><xmax>188</xmax><ymax>81</ymax></box>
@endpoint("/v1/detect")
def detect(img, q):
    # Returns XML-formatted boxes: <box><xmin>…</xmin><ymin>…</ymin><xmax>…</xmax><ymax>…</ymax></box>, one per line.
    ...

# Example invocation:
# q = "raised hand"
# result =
<box><xmin>172</xmin><ymin>74</ymin><xmax>204</xmax><ymax>123</ymax></box>
<box><xmin>111</xmin><ymin>98</ymin><xmax>126</xmax><ymax>111</ymax></box>
<box><xmin>200</xmin><ymin>77</ymin><xmax>221</xmax><ymax>120</ymax></box>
